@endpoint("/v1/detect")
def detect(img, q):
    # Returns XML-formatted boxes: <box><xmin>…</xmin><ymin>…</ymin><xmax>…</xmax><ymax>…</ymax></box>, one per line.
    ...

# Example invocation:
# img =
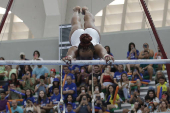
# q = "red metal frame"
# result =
<box><xmin>140</xmin><ymin>0</ymin><xmax>170</xmax><ymax>84</ymax></box>
<box><xmin>0</xmin><ymin>0</ymin><xmax>14</xmax><ymax>34</ymax></box>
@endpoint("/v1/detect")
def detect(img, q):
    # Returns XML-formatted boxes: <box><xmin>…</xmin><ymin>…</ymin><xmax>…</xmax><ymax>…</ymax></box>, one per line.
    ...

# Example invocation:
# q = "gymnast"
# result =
<box><xmin>62</xmin><ymin>6</ymin><xmax>114</xmax><ymax>63</ymax></box>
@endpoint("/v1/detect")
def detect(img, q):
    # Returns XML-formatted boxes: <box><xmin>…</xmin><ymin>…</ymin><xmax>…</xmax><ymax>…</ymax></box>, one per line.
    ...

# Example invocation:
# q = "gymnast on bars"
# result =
<box><xmin>62</xmin><ymin>6</ymin><xmax>114</xmax><ymax>64</ymax></box>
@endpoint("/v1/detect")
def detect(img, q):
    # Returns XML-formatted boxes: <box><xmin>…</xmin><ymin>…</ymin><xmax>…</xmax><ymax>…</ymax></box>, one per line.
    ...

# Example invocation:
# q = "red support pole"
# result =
<box><xmin>0</xmin><ymin>0</ymin><xmax>14</xmax><ymax>34</ymax></box>
<box><xmin>140</xmin><ymin>0</ymin><xmax>170</xmax><ymax>85</ymax></box>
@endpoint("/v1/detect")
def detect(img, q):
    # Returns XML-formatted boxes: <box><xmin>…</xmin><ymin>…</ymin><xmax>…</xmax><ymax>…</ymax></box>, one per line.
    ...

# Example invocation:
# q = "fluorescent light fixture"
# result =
<box><xmin>95</xmin><ymin>10</ymin><xmax>103</xmax><ymax>16</ymax></box>
<box><xmin>109</xmin><ymin>0</ymin><xmax>125</xmax><ymax>5</ymax></box>
<box><xmin>0</xmin><ymin>7</ymin><xmax>11</xmax><ymax>14</ymax></box>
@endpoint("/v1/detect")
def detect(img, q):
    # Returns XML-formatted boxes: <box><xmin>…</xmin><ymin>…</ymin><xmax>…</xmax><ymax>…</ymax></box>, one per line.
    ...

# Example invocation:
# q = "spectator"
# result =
<box><xmin>65</xmin><ymin>95</ymin><xmax>77</xmax><ymax>112</ymax></box>
<box><xmin>50</xmin><ymin>86</ymin><xmax>62</xmax><ymax>105</ymax></box>
<box><xmin>8</xmin><ymin>83</ymin><xmax>22</xmax><ymax>100</ymax></box>
<box><xmin>16</xmin><ymin>52</ymin><xmax>28</xmax><ymax>79</ymax></box>
<box><xmin>22</xmin><ymin>89</ymin><xmax>35</xmax><ymax>107</ymax></box>
<box><xmin>6</xmin><ymin>65</ymin><xmax>18</xmax><ymax>79</ymax></box>
<box><xmin>75</xmin><ymin>94</ymin><xmax>91</xmax><ymax>113</ymax></box>
<box><xmin>94</xmin><ymin>94</ymin><xmax>103</xmax><ymax>113</ymax></box>
<box><xmin>157</xmin><ymin>100</ymin><xmax>170</xmax><ymax>112</ymax></box>
<box><xmin>144</xmin><ymin>95</ymin><xmax>151</xmax><ymax>107</ymax></box>
<box><xmin>24</xmin><ymin>99</ymin><xmax>37</xmax><ymax>113</ymax></box>
<box><xmin>139</xmin><ymin>43</ymin><xmax>154</xmax><ymax>59</ymax></box>
<box><xmin>155</xmin><ymin>70</ymin><xmax>167</xmax><ymax>85</ymax></box>
<box><xmin>32</xmin><ymin>59</ymin><xmax>49</xmax><ymax>81</ymax></box>
<box><xmin>148</xmin><ymin>102</ymin><xmax>157</xmax><ymax>112</ymax></box>
<box><xmin>0</xmin><ymin>91</ymin><xmax>8</xmax><ymax>112</ymax></box>
<box><xmin>118</xmin><ymin>73</ymin><xmax>130</xmax><ymax>103</ymax></box>
<box><xmin>131</xmin><ymin>67</ymin><xmax>143</xmax><ymax>90</ymax></box>
<box><xmin>0</xmin><ymin>57</ymin><xmax>6</xmax><ymax>80</ymax></box>
<box><xmin>131</xmin><ymin>102</ymin><xmax>142</xmax><ymax>113</ymax></box>
<box><xmin>63</xmin><ymin>76</ymin><xmax>77</xmax><ymax>101</ymax></box>
<box><xmin>34</xmin><ymin>75</ymin><xmax>48</xmax><ymax>95</ymax></box>
<box><xmin>129</xmin><ymin>90</ymin><xmax>143</xmax><ymax>104</ymax></box>
<box><xmin>154</xmin><ymin>46</ymin><xmax>165</xmax><ymax>70</ymax></box>
<box><xmin>126</xmin><ymin>42</ymin><xmax>139</xmax><ymax>73</ymax></box>
<box><xmin>62</xmin><ymin>66</ymin><xmax>75</xmax><ymax>84</ymax></box>
<box><xmin>66</xmin><ymin>102</ymin><xmax>76</xmax><ymax>113</ymax></box>
<box><xmin>146</xmin><ymin>90</ymin><xmax>159</xmax><ymax>106</ymax></box>
<box><xmin>33</xmin><ymin>50</ymin><xmax>43</xmax><ymax>60</ymax></box>
<box><xmin>161</xmin><ymin>92</ymin><xmax>170</xmax><ymax>104</ymax></box>
<box><xmin>22</xmin><ymin>65</ymin><xmax>32</xmax><ymax>77</ymax></box>
<box><xmin>48</xmin><ymin>78</ymin><xmax>60</xmax><ymax>97</ymax></box>
<box><xmin>22</xmin><ymin>71</ymin><xmax>35</xmax><ymax>93</ymax></box>
<box><xmin>155</xmin><ymin>77</ymin><xmax>169</xmax><ymax>94</ymax></box>
<box><xmin>48</xmin><ymin>68</ymin><xmax>57</xmax><ymax>84</ymax></box>
<box><xmin>105</xmin><ymin>46</ymin><xmax>113</xmax><ymax>56</ymax></box>
<box><xmin>77</xmin><ymin>86</ymin><xmax>87</xmax><ymax>101</ymax></box>
<box><xmin>87</xmin><ymin>65</ymin><xmax>101</xmax><ymax>85</ymax></box>
<box><xmin>36</xmin><ymin>90</ymin><xmax>50</xmax><ymax>113</ymax></box>
<box><xmin>8</xmin><ymin>73</ymin><xmax>20</xmax><ymax>88</ymax></box>
<box><xmin>9</xmin><ymin>100</ymin><xmax>23</xmax><ymax>113</ymax></box>
<box><xmin>100</xmin><ymin>65</ymin><xmax>116</xmax><ymax>89</ymax></box>
<box><xmin>114</xmin><ymin>65</ymin><xmax>127</xmax><ymax>83</ymax></box>
<box><xmin>77</xmin><ymin>66</ymin><xmax>89</xmax><ymax>86</ymax></box>
<box><xmin>139</xmin><ymin>50</ymin><xmax>154</xmax><ymax>81</ymax></box>
<box><xmin>106</xmin><ymin>85</ymin><xmax>120</xmax><ymax>111</ymax></box>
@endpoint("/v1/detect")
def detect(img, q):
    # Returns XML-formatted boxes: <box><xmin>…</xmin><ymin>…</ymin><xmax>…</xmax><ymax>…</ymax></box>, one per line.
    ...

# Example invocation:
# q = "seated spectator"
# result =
<box><xmin>114</xmin><ymin>65</ymin><xmax>127</xmax><ymax>83</ymax></box>
<box><xmin>22</xmin><ymin>71</ymin><xmax>35</xmax><ymax>93</ymax></box>
<box><xmin>34</xmin><ymin>75</ymin><xmax>48</xmax><ymax>95</ymax></box>
<box><xmin>155</xmin><ymin>70</ymin><xmax>167</xmax><ymax>85</ymax></box>
<box><xmin>9</xmin><ymin>100</ymin><xmax>23</xmax><ymax>113</ymax></box>
<box><xmin>16</xmin><ymin>52</ymin><xmax>28</xmax><ymax>79</ymax></box>
<box><xmin>161</xmin><ymin>92</ymin><xmax>170</xmax><ymax>104</ymax></box>
<box><xmin>126</xmin><ymin>42</ymin><xmax>139</xmax><ymax>73</ymax></box>
<box><xmin>106</xmin><ymin>85</ymin><xmax>120</xmax><ymax>111</ymax></box>
<box><xmin>24</xmin><ymin>99</ymin><xmax>37</xmax><ymax>113</ymax></box>
<box><xmin>144</xmin><ymin>95</ymin><xmax>151</xmax><ymax>107</ymax></box>
<box><xmin>8</xmin><ymin>73</ymin><xmax>20</xmax><ymax>88</ymax></box>
<box><xmin>36</xmin><ymin>90</ymin><xmax>50</xmax><ymax>113</ymax></box>
<box><xmin>0</xmin><ymin>91</ymin><xmax>8</xmax><ymax>112</ymax></box>
<box><xmin>100</xmin><ymin>65</ymin><xmax>116</xmax><ymax>89</ymax></box>
<box><xmin>77</xmin><ymin>66</ymin><xmax>89</xmax><ymax>86</ymax></box>
<box><xmin>157</xmin><ymin>100</ymin><xmax>170</xmax><ymax>112</ymax></box>
<box><xmin>0</xmin><ymin>57</ymin><xmax>6</xmax><ymax>80</ymax></box>
<box><xmin>148</xmin><ymin>102</ymin><xmax>157</xmax><ymax>112</ymax></box>
<box><xmin>65</xmin><ymin>95</ymin><xmax>77</xmax><ymax>112</ymax></box>
<box><xmin>139</xmin><ymin>50</ymin><xmax>154</xmax><ymax>81</ymax></box>
<box><xmin>75</xmin><ymin>94</ymin><xmax>91</xmax><ymax>113</ymax></box>
<box><xmin>138</xmin><ymin>43</ymin><xmax>154</xmax><ymax>59</ymax></box>
<box><xmin>62</xmin><ymin>66</ymin><xmax>75</xmax><ymax>84</ymax></box>
<box><xmin>131</xmin><ymin>102</ymin><xmax>142</xmax><ymax>113</ymax></box>
<box><xmin>118</xmin><ymin>73</ymin><xmax>130</xmax><ymax>103</ymax></box>
<box><xmin>94</xmin><ymin>94</ymin><xmax>104</xmax><ymax>113</ymax></box>
<box><xmin>6</xmin><ymin>65</ymin><xmax>18</xmax><ymax>79</ymax></box>
<box><xmin>87</xmin><ymin>65</ymin><xmax>101</xmax><ymax>85</ymax></box>
<box><xmin>22</xmin><ymin>89</ymin><xmax>35</xmax><ymax>107</ymax></box>
<box><xmin>8</xmin><ymin>83</ymin><xmax>22</xmax><ymax>100</ymax></box>
<box><xmin>131</xmin><ymin>67</ymin><xmax>143</xmax><ymax>90</ymax></box>
<box><xmin>154</xmin><ymin>46</ymin><xmax>165</xmax><ymax>70</ymax></box>
<box><xmin>32</xmin><ymin>59</ymin><xmax>48</xmax><ymax>82</ymax></box>
<box><xmin>48</xmin><ymin>78</ymin><xmax>60</xmax><ymax>97</ymax></box>
<box><xmin>48</xmin><ymin>68</ymin><xmax>57</xmax><ymax>84</ymax></box>
<box><xmin>22</xmin><ymin>65</ymin><xmax>32</xmax><ymax>77</ymax></box>
<box><xmin>129</xmin><ymin>90</ymin><xmax>143</xmax><ymax>104</ymax></box>
<box><xmin>66</xmin><ymin>102</ymin><xmax>76</xmax><ymax>113</ymax></box>
<box><xmin>146</xmin><ymin>90</ymin><xmax>159</xmax><ymax>106</ymax></box>
<box><xmin>77</xmin><ymin>86</ymin><xmax>87</xmax><ymax>101</ymax></box>
<box><xmin>155</xmin><ymin>77</ymin><xmax>169</xmax><ymax>94</ymax></box>
<box><xmin>143</xmin><ymin>107</ymin><xmax>150</xmax><ymax>113</ymax></box>
<box><xmin>105</xmin><ymin>45</ymin><xmax>113</xmax><ymax>56</ymax></box>
<box><xmin>63</xmin><ymin>76</ymin><xmax>77</xmax><ymax>101</ymax></box>
<box><xmin>32</xmin><ymin>50</ymin><xmax>43</xmax><ymax>69</ymax></box>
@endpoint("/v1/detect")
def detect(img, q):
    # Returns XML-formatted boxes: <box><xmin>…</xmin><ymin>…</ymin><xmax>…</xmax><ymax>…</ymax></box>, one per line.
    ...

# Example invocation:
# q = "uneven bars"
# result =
<box><xmin>0</xmin><ymin>59</ymin><xmax>170</xmax><ymax>65</ymax></box>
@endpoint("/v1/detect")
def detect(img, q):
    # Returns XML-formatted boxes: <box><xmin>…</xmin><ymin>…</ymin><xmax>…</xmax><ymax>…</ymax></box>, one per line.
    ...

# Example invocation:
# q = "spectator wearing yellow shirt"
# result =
<box><xmin>155</xmin><ymin>77</ymin><xmax>169</xmax><ymax>94</ymax></box>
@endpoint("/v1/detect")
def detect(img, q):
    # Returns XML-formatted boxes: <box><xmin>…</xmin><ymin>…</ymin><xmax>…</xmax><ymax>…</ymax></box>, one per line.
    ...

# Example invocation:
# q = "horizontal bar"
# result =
<box><xmin>0</xmin><ymin>59</ymin><xmax>169</xmax><ymax>65</ymax></box>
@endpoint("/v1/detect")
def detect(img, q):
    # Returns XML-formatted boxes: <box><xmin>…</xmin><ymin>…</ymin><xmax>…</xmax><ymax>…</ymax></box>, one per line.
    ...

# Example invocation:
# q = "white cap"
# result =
<box><xmin>20</xmin><ymin>52</ymin><xmax>25</xmax><ymax>55</ymax></box>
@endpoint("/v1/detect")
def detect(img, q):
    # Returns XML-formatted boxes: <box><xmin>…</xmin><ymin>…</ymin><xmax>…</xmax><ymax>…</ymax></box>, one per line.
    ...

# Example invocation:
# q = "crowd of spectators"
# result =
<box><xmin>0</xmin><ymin>43</ymin><xmax>169</xmax><ymax>113</ymax></box>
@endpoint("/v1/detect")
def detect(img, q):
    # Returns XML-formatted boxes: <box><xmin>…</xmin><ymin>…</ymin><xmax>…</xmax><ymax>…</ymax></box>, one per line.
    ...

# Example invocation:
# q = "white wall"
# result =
<box><xmin>0</xmin><ymin>26</ymin><xmax>170</xmax><ymax>71</ymax></box>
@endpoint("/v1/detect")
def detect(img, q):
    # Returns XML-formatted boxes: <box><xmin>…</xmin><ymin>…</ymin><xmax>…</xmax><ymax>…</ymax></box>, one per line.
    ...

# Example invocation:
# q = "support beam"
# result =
<box><xmin>120</xmin><ymin>0</ymin><xmax>128</xmax><ymax>31</ymax></box>
<box><xmin>100</xmin><ymin>7</ymin><xmax>106</xmax><ymax>33</ymax></box>
<box><xmin>140</xmin><ymin>0</ymin><xmax>170</xmax><ymax>86</ymax></box>
<box><xmin>141</xmin><ymin>0</ymin><xmax>148</xmax><ymax>29</ymax></box>
<box><xmin>8</xmin><ymin>13</ymin><xmax>14</xmax><ymax>40</ymax></box>
<box><xmin>162</xmin><ymin>0</ymin><xmax>169</xmax><ymax>27</ymax></box>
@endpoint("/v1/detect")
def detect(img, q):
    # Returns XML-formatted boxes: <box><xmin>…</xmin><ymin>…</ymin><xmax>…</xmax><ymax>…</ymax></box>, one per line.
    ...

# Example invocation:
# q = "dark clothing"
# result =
<box><xmin>0</xmin><ymin>99</ymin><xmax>8</xmax><ymax>111</ymax></box>
<box><xmin>89</xmin><ymin>73</ymin><xmax>101</xmax><ymax>83</ymax></box>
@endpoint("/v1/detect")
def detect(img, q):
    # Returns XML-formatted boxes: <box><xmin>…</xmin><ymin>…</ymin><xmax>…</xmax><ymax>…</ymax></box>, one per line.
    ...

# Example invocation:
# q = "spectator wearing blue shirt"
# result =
<box><xmin>22</xmin><ymin>89</ymin><xmax>35</xmax><ymax>107</ymax></box>
<box><xmin>126</xmin><ymin>42</ymin><xmax>139</xmax><ymax>73</ymax></box>
<box><xmin>131</xmin><ymin>67</ymin><xmax>143</xmax><ymax>91</ymax></box>
<box><xmin>8</xmin><ymin>100</ymin><xmax>23</xmax><ymax>113</ymax></box>
<box><xmin>34</xmin><ymin>75</ymin><xmax>48</xmax><ymax>95</ymax></box>
<box><xmin>114</xmin><ymin>65</ymin><xmax>127</xmax><ymax>83</ymax></box>
<box><xmin>50</xmin><ymin>86</ymin><xmax>62</xmax><ymax>105</ymax></box>
<box><xmin>63</xmin><ymin>66</ymin><xmax>75</xmax><ymax>84</ymax></box>
<box><xmin>63</xmin><ymin>76</ymin><xmax>77</xmax><ymax>101</ymax></box>
<box><xmin>36</xmin><ymin>90</ymin><xmax>50</xmax><ymax>113</ymax></box>
<box><xmin>65</xmin><ymin>95</ymin><xmax>77</xmax><ymax>112</ymax></box>
<box><xmin>66</xmin><ymin>102</ymin><xmax>76</xmax><ymax>113</ymax></box>
<box><xmin>32</xmin><ymin>59</ymin><xmax>49</xmax><ymax>81</ymax></box>
<box><xmin>48</xmin><ymin>78</ymin><xmax>60</xmax><ymax>97</ymax></box>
